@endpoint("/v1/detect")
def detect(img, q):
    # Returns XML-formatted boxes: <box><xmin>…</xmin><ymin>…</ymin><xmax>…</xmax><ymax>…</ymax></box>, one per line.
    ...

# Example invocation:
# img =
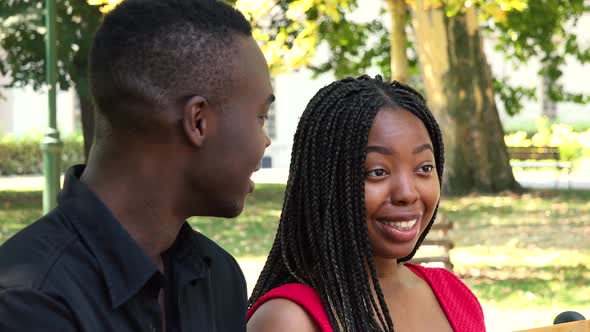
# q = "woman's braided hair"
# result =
<box><xmin>248</xmin><ymin>75</ymin><xmax>445</xmax><ymax>331</ymax></box>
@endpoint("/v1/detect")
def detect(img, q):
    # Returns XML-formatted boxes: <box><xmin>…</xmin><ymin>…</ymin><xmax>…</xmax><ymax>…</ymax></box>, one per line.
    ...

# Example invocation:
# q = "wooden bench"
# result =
<box><xmin>411</xmin><ymin>218</ymin><xmax>454</xmax><ymax>271</ymax></box>
<box><xmin>507</xmin><ymin>146</ymin><xmax>573</xmax><ymax>187</ymax></box>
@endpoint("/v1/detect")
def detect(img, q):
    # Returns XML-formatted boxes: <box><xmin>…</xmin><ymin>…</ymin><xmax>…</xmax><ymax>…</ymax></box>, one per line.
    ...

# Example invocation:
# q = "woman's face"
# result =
<box><xmin>364</xmin><ymin>108</ymin><xmax>440</xmax><ymax>260</ymax></box>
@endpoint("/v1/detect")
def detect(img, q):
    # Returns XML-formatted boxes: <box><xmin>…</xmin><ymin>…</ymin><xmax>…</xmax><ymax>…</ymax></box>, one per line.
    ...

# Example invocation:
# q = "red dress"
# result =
<box><xmin>247</xmin><ymin>263</ymin><xmax>486</xmax><ymax>332</ymax></box>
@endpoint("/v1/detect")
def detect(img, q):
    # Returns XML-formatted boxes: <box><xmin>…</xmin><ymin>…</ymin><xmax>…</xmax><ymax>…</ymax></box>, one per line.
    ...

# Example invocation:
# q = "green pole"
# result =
<box><xmin>41</xmin><ymin>0</ymin><xmax>63</xmax><ymax>214</ymax></box>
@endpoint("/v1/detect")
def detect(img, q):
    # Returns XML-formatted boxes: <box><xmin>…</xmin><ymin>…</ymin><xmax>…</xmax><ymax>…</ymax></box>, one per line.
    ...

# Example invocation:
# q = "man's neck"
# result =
<box><xmin>81</xmin><ymin>161</ymin><xmax>185</xmax><ymax>270</ymax></box>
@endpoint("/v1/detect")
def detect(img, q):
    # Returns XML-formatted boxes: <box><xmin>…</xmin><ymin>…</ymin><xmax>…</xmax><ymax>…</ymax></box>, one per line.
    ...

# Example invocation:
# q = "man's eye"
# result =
<box><xmin>367</xmin><ymin>169</ymin><xmax>386</xmax><ymax>177</ymax></box>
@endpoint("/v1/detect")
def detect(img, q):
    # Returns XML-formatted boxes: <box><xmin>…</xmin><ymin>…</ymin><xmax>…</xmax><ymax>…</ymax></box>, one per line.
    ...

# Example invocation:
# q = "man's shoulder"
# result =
<box><xmin>0</xmin><ymin>208</ymin><xmax>82</xmax><ymax>290</ymax></box>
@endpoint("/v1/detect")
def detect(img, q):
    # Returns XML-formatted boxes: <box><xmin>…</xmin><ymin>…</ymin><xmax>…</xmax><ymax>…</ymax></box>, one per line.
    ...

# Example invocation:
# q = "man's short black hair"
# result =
<box><xmin>89</xmin><ymin>0</ymin><xmax>252</xmax><ymax>126</ymax></box>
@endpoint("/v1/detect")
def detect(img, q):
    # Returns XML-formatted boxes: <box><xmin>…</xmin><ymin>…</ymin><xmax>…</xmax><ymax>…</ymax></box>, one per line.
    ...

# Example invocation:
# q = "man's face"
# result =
<box><xmin>196</xmin><ymin>36</ymin><xmax>273</xmax><ymax>218</ymax></box>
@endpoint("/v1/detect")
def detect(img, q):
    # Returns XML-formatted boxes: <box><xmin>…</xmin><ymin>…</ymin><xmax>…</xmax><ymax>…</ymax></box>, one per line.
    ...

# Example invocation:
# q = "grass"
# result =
<box><xmin>1</xmin><ymin>185</ymin><xmax>589</xmax><ymax>312</ymax></box>
<box><xmin>441</xmin><ymin>190</ymin><xmax>590</xmax><ymax>310</ymax></box>
<box><xmin>0</xmin><ymin>190</ymin><xmax>43</xmax><ymax>241</ymax></box>
<box><xmin>187</xmin><ymin>184</ymin><xmax>284</xmax><ymax>257</ymax></box>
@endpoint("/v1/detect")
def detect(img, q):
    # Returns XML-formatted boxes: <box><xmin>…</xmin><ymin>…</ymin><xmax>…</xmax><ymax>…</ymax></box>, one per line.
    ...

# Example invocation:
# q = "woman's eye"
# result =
<box><xmin>367</xmin><ymin>169</ymin><xmax>387</xmax><ymax>177</ymax></box>
<box><xmin>419</xmin><ymin>165</ymin><xmax>434</xmax><ymax>173</ymax></box>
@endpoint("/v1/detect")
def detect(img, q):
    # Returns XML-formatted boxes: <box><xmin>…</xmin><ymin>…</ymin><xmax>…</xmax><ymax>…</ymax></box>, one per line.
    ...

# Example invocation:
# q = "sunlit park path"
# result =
<box><xmin>1</xmin><ymin>169</ymin><xmax>589</xmax><ymax>331</ymax></box>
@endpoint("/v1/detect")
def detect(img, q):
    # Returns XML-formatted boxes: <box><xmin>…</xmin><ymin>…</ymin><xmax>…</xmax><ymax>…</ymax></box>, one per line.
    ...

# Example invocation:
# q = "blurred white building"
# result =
<box><xmin>0</xmin><ymin>84</ymin><xmax>78</xmax><ymax>137</ymax></box>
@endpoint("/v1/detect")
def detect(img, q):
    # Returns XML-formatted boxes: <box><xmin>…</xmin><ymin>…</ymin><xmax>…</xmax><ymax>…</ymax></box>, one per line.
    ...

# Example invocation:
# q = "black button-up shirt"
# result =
<box><xmin>0</xmin><ymin>165</ymin><xmax>247</xmax><ymax>331</ymax></box>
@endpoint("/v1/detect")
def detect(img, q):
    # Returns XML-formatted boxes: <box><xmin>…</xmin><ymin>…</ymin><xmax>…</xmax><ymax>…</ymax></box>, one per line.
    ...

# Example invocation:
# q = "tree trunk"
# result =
<box><xmin>384</xmin><ymin>0</ymin><xmax>409</xmax><ymax>83</ymax></box>
<box><xmin>541</xmin><ymin>72</ymin><xmax>557</xmax><ymax>120</ymax></box>
<box><xmin>410</xmin><ymin>2</ymin><xmax>519</xmax><ymax>194</ymax></box>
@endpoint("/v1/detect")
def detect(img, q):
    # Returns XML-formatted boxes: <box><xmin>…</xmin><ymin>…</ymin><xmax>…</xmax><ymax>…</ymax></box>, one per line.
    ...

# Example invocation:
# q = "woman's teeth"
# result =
<box><xmin>378</xmin><ymin>218</ymin><xmax>417</xmax><ymax>230</ymax></box>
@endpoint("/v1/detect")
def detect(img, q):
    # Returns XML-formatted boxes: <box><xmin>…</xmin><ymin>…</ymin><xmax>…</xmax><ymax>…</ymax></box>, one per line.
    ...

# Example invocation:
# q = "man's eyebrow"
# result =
<box><xmin>367</xmin><ymin>146</ymin><xmax>392</xmax><ymax>155</ymax></box>
<box><xmin>413</xmin><ymin>143</ymin><xmax>433</xmax><ymax>154</ymax></box>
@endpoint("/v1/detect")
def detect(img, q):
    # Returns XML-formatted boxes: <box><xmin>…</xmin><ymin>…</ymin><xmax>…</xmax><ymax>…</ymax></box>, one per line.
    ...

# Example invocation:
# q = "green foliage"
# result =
<box><xmin>235</xmin><ymin>0</ymin><xmax>359</xmax><ymax>75</ymax></box>
<box><xmin>490</xmin><ymin>0</ymin><xmax>590</xmax><ymax>107</ymax></box>
<box><xmin>0</xmin><ymin>133</ymin><xmax>84</xmax><ymax>175</ymax></box>
<box><xmin>0</xmin><ymin>1</ymin><xmax>102</xmax><ymax>94</ymax></box>
<box><xmin>243</xmin><ymin>0</ymin><xmax>587</xmax><ymax>117</ymax></box>
<box><xmin>493</xmin><ymin>77</ymin><xmax>537</xmax><ymax>116</ymax></box>
<box><xmin>236</xmin><ymin>0</ymin><xmax>421</xmax><ymax>80</ymax></box>
<box><xmin>294</xmin><ymin>4</ymin><xmax>422</xmax><ymax>82</ymax></box>
<box><xmin>311</xmin><ymin>14</ymin><xmax>401</xmax><ymax>80</ymax></box>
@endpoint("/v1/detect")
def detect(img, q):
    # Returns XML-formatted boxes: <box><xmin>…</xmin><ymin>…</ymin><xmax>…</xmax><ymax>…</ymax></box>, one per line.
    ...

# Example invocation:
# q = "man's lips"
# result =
<box><xmin>248</xmin><ymin>164</ymin><xmax>262</xmax><ymax>194</ymax></box>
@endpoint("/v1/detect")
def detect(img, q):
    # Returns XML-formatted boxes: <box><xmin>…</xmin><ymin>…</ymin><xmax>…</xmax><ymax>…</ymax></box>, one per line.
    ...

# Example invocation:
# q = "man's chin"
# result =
<box><xmin>219</xmin><ymin>199</ymin><xmax>246</xmax><ymax>219</ymax></box>
<box><xmin>196</xmin><ymin>194</ymin><xmax>247</xmax><ymax>218</ymax></box>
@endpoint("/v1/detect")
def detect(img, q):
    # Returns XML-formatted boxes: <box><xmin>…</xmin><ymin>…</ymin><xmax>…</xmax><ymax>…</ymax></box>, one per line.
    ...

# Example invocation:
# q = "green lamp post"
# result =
<box><xmin>41</xmin><ymin>0</ymin><xmax>63</xmax><ymax>214</ymax></box>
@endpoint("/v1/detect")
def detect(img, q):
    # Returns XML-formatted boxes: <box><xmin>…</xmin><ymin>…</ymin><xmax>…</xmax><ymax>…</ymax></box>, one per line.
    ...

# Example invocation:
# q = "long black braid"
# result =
<box><xmin>248</xmin><ymin>75</ymin><xmax>445</xmax><ymax>331</ymax></box>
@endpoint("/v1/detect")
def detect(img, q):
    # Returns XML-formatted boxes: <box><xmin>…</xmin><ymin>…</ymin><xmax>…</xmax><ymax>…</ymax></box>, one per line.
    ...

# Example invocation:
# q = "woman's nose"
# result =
<box><xmin>390</xmin><ymin>171</ymin><xmax>419</xmax><ymax>206</ymax></box>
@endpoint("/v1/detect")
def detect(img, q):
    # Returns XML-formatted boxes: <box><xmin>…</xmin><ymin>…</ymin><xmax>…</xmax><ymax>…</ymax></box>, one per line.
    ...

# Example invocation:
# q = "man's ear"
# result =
<box><xmin>183</xmin><ymin>96</ymin><xmax>210</xmax><ymax>147</ymax></box>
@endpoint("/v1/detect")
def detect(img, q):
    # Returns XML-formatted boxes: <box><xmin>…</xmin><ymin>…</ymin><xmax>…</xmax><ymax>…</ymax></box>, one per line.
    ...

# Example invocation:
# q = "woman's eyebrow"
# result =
<box><xmin>366</xmin><ymin>143</ymin><xmax>433</xmax><ymax>155</ymax></box>
<box><xmin>367</xmin><ymin>145</ymin><xmax>392</xmax><ymax>155</ymax></box>
<box><xmin>414</xmin><ymin>143</ymin><xmax>433</xmax><ymax>154</ymax></box>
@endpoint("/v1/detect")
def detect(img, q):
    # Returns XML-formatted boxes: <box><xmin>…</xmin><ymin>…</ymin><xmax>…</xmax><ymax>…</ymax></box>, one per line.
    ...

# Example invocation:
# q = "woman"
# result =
<box><xmin>247</xmin><ymin>75</ymin><xmax>486</xmax><ymax>331</ymax></box>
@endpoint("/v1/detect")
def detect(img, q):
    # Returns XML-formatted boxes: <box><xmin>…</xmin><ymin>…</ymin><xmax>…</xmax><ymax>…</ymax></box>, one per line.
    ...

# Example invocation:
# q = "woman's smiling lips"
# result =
<box><xmin>374</xmin><ymin>212</ymin><xmax>422</xmax><ymax>242</ymax></box>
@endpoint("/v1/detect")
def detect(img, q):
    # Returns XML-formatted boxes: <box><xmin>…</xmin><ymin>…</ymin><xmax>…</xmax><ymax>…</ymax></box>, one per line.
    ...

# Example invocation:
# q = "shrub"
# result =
<box><xmin>0</xmin><ymin>133</ymin><xmax>84</xmax><ymax>175</ymax></box>
<box><xmin>504</xmin><ymin>118</ymin><xmax>589</xmax><ymax>163</ymax></box>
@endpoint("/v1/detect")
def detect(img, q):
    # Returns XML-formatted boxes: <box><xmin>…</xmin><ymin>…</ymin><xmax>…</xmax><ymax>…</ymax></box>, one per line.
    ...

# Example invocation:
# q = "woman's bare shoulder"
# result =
<box><xmin>247</xmin><ymin>298</ymin><xmax>321</xmax><ymax>332</ymax></box>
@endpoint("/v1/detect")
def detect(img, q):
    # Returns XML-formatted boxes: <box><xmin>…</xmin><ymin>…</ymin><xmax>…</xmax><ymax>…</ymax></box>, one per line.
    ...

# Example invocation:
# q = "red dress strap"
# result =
<box><xmin>247</xmin><ymin>283</ymin><xmax>333</xmax><ymax>332</ymax></box>
<box><xmin>405</xmin><ymin>263</ymin><xmax>486</xmax><ymax>332</ymax></box>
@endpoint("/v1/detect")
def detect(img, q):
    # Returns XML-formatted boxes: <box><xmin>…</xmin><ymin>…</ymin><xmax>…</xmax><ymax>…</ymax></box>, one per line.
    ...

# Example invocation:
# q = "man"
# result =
<box><xmin>0</xmin><ymin>0</ymin><xmax>273</xmax><ymax>331</ymax></box>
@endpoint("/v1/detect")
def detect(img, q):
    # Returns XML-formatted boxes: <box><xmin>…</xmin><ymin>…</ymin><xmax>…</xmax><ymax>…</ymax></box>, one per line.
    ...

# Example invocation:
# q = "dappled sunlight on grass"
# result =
<box><xmin>453</xmin><ymin>246</ymin><xmax>590</xmax><ymax>309</ymax></box>
<box><xmin>453</xmin><ymin>246</ymin><xmax>590</xmax><ymax>267</ymax></box>
<box><xmin>441</xmin><ymin>190</ymin><xmax>590</xmax><ymax>251</ymax></box>
<box><xmin>460</xmin><ymin>264</ymin><xmax>590</xmax><ymax>309</ymax></box>
<box><xmin>433</xmin><ymin>189</ymin><xmax>590</xmax><ymax>310</ymax></box>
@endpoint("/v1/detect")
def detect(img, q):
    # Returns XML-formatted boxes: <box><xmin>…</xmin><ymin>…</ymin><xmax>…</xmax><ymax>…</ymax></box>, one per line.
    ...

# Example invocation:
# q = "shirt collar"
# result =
<box><xmin>58</xmin><ymin>165</ymin><xmax>209</xmax><ymax>308</ymax></box>
<box><xmin>164</xmin><ymin>222</ymin><xmax>211</xmax><ymax>286</ymax></box>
